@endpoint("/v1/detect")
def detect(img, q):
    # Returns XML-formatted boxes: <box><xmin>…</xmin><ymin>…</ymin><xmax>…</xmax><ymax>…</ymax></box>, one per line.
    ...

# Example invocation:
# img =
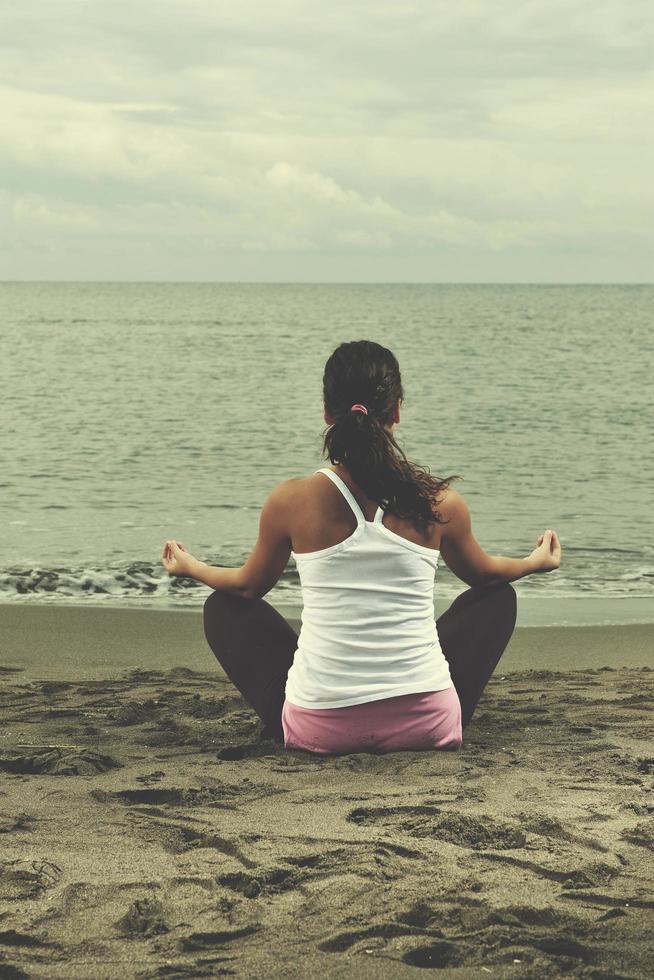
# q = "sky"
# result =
<box><xmin>1</xmin><ymin>1</ymin><xmax>653</xmax><ymax>282</ymax></box>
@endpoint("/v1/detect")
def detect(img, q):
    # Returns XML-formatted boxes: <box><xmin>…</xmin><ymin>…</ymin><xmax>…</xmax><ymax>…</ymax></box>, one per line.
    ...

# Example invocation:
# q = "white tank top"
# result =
<box><xmin>284</xmin><ymin>467</ymin><xmax>453</xmax><ymax>709</ymax></box>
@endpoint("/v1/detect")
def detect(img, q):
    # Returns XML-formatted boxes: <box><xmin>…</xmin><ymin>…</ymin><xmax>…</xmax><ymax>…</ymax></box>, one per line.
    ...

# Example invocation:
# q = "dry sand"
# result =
<box><xmin>1</xmin><ymin>606</ymin><xmax>653</xmax><ymax>978</ymax></box>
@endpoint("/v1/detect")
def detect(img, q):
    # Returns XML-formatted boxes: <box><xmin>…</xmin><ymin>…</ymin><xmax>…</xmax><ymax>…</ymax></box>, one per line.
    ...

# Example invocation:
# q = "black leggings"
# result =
<box><xmin>203</xmin><ymin>580</ymin><xmax>517</xmax><ymax>744</ymax></box>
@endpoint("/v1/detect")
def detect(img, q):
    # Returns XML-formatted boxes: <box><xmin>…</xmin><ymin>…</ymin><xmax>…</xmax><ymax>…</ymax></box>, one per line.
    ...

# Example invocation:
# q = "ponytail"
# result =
<box><xmin>322</xmin><ymin>341</ymin><xmax>462</xmax><ymax>528</ymax></box>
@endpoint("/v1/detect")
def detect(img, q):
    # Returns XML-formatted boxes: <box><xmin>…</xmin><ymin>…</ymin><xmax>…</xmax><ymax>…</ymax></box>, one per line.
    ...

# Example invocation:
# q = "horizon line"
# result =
<box><xmin>1</xmin><ymin>279</ymin><xmax>653</xmax><ymax>287</ymax></box>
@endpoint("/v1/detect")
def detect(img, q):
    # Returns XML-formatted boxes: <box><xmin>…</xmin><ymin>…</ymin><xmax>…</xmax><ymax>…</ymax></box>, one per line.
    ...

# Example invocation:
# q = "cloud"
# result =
<box><xmin>0</xmin><ymin>1</ymin><xmax>652</xmax><ymax>279</ymax></box>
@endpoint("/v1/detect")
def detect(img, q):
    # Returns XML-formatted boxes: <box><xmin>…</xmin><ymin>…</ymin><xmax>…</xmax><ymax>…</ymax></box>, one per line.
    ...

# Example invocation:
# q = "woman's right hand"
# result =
<box><xmin>528</xmin><ymin>530</ymin><xmax>562</xmax><ymax>573</ymax></box>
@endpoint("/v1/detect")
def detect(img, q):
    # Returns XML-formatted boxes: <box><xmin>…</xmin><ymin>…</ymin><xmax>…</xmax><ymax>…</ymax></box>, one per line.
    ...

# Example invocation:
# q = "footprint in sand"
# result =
<box><xmin>218</xmin><ymin>867</ymin><xmax>300</xmax><ymax>899</ymax></box>
<box><xmin>403</xmin><ymin>941</ymin><xmax>467</xmax><ymax>968</ymax></box>
<box><xmin>114</xmin><ymin>897</ymin><xmax>169</xmax><ymax>937</ymax></box>
<box><xmin>113</xmin><ymin>699</ymin><xmax>162</xmax><ymax>726</ymax></box>
<box><xmin>0</xmin><ymin>748</ymin><xmax>122</xmax><ymax>776</ymax></box>
<box><xmin>318</xmin><ymin>922</ymin><xmax>453</xmax><ymax>955</ymax></box>
<box><xmin>217</xmin><ymin>846</ymin><xmax>359</xmax><ymax>900</ymax></box>
<box><xmin>519</xmin><ymin>812</ymin><xmax>611</xmax><ymax>854</ymax></box>
<box><xmin>215</xmin><ymin>741</ymin><xmax>278</xmax><ymax>760</ymax></box>
<box><xmin>621</xmin><ymin>818</ymin><xmax>654</xmax><ymax>851</ymax></box>
<box><xmin>93</xmin><ymin>786</ymin><xmax>238</xmax><ymax>809</ymax></box>
<box><xmin>178</xmin><ymin>924</ymin><xmax>259</xmax><ymax>951</ymax></box>
<box><xmin>0</xmin><ymin>928</ymin><xmax>59</xmax><ymax>952</ymax></box>
<box><xmin>91</xmin><ymin>780</ymin><xmax>280</xmax><ymax>811</ymax></box>
<box><xmin>93</xmin><ymin>809</ymin><xmax>258</xmax><ymax>867</ymax></box>
<box><xmin>0</xmin><ymin>812</ymin><xmax>36</xmax><ymax>834</ymax></box>
<box><xmin>474</xmin><ymin>852</ymin><xmax>621</xmax><ymax>889</ymax></box>
<box><xmin>347</xmin><ymin>804</ymin><xmax>526</xmax><ymax>850</ymax></box>
<box><xmin>0</xmin><ymin>860</ymin><xmax>62</xmax><ymax>900</ymax></box>
<box><xmin>134</xmin><ymin>770</ymin><xmax>166</xmax><ymax>784</ymax></box>
<box><xmin>401</xmin><ymin>934</ymin><xmax>596</xmax><ymax>971</ymax></box>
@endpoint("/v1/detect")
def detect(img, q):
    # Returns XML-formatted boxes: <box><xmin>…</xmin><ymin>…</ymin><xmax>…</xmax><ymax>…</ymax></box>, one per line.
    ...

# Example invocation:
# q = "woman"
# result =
<box><xmin>162</xmin><ymin>340</ymin><xmax>561</xmax><ymax>755</ymax></box>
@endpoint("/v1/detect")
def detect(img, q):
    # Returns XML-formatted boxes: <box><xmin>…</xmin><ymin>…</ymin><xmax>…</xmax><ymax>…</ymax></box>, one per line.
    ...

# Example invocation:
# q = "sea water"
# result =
<box><xmin>2</xmin><ymin>282</ymin><xmax>653</xmax><ymax>622</ymax></box>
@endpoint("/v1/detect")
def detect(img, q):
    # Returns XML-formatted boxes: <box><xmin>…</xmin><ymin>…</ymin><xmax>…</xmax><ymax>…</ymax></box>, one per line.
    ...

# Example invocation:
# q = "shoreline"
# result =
<box><xmin>2</xmin><ymin>594</ymin><xmax>653</xmax><ymax>628</ymax></box>
<box><xmin>1</xmin><ymin>602</ymin><xmax>652</xmax><ymax>682</ymax></box>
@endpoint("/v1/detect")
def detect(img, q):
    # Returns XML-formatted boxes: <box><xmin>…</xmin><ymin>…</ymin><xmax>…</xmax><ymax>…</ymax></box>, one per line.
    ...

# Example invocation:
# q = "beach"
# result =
<box><xmin>1</xmin><ymin>605</ymin><xmax>653</xmax><ymax>978</ymax></box>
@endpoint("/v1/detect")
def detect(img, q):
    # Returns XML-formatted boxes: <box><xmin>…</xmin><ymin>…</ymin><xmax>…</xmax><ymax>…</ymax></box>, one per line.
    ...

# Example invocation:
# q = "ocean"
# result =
<box><xmin>2</xmin><ymin>282</ymin><xmax>653</xmax><ymax>624</ymax></box>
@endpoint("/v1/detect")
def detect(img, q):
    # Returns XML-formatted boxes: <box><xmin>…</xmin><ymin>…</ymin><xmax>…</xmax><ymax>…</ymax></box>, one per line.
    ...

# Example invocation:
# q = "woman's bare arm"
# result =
<box><xmin>163</xmin><ymin>481</ymin><xmax>295</xmax><ymax>598</ymax></box>
<box><xmin>438</xmin><ymin>489</ymin><xmax>561</xmax><ymax>587</ymax></box>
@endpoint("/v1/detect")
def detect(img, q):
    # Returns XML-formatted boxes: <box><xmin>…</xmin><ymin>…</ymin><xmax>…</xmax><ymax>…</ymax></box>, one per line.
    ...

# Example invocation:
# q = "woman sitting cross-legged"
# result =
<box><xmin>162</xmin><ymin>339</ymin><xmax>561</xmax><ymax>755</ymax></box>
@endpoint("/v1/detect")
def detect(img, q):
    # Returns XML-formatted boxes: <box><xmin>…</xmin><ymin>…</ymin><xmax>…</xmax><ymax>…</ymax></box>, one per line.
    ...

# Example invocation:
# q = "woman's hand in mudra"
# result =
<box><xmin>162</xmin><ymin>540</ymin><xmax>196</xmax><ymax>578</ymax></box>
<box><xmin>528</xmin><ymin>530</ymin><xmax>561</xmax><ymax>573</ymax></box>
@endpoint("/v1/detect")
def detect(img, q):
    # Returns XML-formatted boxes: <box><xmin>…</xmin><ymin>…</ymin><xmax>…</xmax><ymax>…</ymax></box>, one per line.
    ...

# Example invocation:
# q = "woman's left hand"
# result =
<box><xmin>162</xmin><ymin>540</ymin><xmax>196</xmax><ymax>578</ymax></box>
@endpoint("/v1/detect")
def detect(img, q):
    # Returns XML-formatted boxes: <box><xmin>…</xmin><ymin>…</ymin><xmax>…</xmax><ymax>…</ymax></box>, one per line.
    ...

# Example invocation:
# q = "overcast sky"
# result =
<box><xmin>1</xmin><ymin>1</ymin><xmax>652</xmax><ymax>281</ymax></box>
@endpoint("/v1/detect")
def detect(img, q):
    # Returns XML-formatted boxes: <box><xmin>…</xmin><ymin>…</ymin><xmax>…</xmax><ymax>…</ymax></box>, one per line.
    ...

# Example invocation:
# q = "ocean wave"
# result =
<box><xmin>0</xmin><ymin>561</ymin><xmax>244</xmax><ymax>601</ymax></box>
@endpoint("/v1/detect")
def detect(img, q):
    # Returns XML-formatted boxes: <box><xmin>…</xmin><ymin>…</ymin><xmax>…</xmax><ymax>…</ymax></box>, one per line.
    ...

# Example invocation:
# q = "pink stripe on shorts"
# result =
<box><xmin>281</xmin><ymin>685</ymin><xmax>462</xmax><ymax>755</ymax></box>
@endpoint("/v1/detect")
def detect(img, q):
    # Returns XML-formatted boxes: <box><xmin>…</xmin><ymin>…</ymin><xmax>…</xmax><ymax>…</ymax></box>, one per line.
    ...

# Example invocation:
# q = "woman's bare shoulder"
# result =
<box><xmin>266</xmin><ymin>477</ymin><xmax>305</xmax><ymax>500</ymax></box>
<box><xmin>264</xmin><ymin>475</ymin><xmax>314</xmax><ymax>508</ymax></box>
<box><xmin>432</xmin><ymin>485</ymin><xmax>468</xmax><ymax>522</ymax></box>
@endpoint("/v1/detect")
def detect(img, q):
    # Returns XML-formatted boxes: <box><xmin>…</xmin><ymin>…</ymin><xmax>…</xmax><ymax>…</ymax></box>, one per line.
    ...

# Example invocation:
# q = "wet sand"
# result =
<box><xmin>1</xmin><ymin>606</ymin><xmax>653</xmax><ymax>978</ymax></box>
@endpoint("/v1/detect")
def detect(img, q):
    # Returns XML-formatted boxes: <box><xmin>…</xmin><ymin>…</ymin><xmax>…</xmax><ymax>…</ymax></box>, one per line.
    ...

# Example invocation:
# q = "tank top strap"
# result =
<box><xmin>373</xmin><ymin>504</ymin><xmax>385</xmax><ymax>524</ymax></box>
<box><xmin>315</xmin><ymin>468</ymin><xmax>366</xmax><ymax>526</ymax></box>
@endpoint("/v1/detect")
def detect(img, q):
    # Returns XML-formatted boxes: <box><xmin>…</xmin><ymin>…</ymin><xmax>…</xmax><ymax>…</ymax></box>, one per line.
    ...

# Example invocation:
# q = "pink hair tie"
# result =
<box><xmin>350</xmin><ymin>403</ymin><xmax>368</xmax><ymax>415</ymax></box>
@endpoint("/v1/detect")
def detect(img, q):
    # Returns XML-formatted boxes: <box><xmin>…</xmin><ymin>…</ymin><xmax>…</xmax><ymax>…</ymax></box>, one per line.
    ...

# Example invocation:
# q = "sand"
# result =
<box><xmin>0</xmin><ymin>606</ymin><xmax>653</xmax><ymax>979</ymax></box>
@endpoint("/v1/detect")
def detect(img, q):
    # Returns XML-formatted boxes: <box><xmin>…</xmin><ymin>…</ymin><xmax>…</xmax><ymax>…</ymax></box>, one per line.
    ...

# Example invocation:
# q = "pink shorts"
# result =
<box><xmin>281</xmin><ymin>685</ymin><xmax>462</xmax><ymax>755</ymax></box>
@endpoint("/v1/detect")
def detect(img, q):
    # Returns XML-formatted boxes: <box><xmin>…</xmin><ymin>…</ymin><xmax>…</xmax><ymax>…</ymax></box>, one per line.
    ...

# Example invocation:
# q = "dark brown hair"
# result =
<box><xmin>322</xmin><ymin>340</ymin><xmax>462</xmax><ymax>527</ymax></box>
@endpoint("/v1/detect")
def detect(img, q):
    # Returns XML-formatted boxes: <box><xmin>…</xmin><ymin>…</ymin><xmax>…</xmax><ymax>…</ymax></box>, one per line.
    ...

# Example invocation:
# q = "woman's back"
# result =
<box><xmin>284</xmin><ymin>467</ymin><xmax>453</xmax><ymax>709</ymax></box>
<box><xmin>289</xmin><ymin>464</ymin><xmax>445</xmax><ymax>556</ymax></box>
